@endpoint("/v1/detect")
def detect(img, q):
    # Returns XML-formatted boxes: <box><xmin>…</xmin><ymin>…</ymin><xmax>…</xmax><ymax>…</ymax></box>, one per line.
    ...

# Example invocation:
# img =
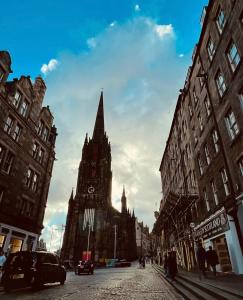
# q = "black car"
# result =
<box><xmin>75</xmin><ymin>260</ymin><xmax>94</xmax><ymax>275</ymax></box>
<box><xmin>1</xmin><ymin>251</ymin><xmax>66</xmax><ymax>292</ymax></box>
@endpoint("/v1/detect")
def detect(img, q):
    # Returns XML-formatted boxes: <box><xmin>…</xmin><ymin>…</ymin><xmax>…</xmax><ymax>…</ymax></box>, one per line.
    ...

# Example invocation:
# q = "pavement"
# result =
<box><xmin>0</xmin><ymin>263</ymin><xmax>182</xmax><ymax>300</ymax></box>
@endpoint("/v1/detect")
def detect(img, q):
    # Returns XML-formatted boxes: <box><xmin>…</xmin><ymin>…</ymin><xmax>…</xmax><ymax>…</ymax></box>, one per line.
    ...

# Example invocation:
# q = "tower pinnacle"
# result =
<box><xmin>92</xmin><ymin>91</ymin><xmax>105</xmax><ymax>142</ymax></box>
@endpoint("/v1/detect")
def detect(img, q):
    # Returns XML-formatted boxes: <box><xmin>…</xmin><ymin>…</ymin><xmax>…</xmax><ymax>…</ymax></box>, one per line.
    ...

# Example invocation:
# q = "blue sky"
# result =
<box><xmin>1</xmin><ymin>0</ymin><xmax>208</xmax><ymax>250</ymax></box>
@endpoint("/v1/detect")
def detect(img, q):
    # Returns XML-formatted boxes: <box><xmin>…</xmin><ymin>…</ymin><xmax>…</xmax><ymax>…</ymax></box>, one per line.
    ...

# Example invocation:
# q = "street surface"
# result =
<box><xmin>0</xmin><ymin>263</ymin><xmax>182</xmax><ymax>300</ymax></box>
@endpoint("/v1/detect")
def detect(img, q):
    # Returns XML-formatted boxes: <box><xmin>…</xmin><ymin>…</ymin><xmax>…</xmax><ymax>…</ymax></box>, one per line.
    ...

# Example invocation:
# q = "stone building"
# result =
<box><xmin>154</xmin><ymin>0</ymin><xmax>243</xmax><ymax>274</ymax></box>
<box><xmin>0</xmin><ymin>51</ymin><xmax>57</xmax><ymax>254</ymax></box>
<box><xmin>61</xmin><ymin>92</ymin><xmax>137</xmax><ymax>265</ymax></box>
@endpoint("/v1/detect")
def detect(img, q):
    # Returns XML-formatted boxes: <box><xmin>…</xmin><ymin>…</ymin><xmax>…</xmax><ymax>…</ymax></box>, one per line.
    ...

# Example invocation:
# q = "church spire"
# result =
<box><xmin>92</xmin><ymin>91</ymin><xmax>105</xmax><ymax>142</ymax></box>
<box><xmin>69</xmin><ymin>188</ymin><xmax>74</xmax><ymax>203</ymax></box>
<box><xmin>121</xmin><ymin>186</ymin><xmax>127</xmax><ymax>214</ymax></box>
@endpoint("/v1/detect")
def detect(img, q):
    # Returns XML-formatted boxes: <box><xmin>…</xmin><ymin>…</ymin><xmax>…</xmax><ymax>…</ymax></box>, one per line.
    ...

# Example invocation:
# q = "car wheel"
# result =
<box><xmin>60</xmin><ymin>278</ymin><xmax>65</xmax><ymax>285</ymax></box>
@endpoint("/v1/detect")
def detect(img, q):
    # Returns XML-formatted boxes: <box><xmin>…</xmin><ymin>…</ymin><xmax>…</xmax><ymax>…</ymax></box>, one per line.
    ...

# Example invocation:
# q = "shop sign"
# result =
<box><xmin>193</xmin><ymin>210</ymin><xmax>229</xmax><ymax>240</ymax></box>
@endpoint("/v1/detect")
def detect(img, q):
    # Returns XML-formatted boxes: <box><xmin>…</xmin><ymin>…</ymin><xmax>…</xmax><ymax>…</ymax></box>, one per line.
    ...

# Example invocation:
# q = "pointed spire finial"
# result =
<box><xmin>69</xmin><ymin>188</ymin><xmax>74</xmax><ymax>202</ymax></box>
<box><xmin>92</xmin><ymin>91</ymin><xmax>105</xmax><ymax>142</ymax></box>
<box><xmin>122</xmin><ymin>185</ymin><xmax>126</xmax><ymax>197</ymax></box>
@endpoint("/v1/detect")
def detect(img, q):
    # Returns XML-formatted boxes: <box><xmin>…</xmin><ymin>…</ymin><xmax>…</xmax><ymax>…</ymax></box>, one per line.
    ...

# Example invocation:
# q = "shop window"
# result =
<box><xmin>220</xmin><ymin>168</ymin><xmax>230</xmax><ymax>196</ymax></box>
<box><xmin>0</xmin><ymin>234</ymin><xmax>5</xmax><ymax>248</ymax></box>
<box><xmin>4</xmin><ymin>116</ymin><xmax>14</xmax><ymax>134</ymax></box>
<box><xmin>226</xmin><ymin>41</ymin><xmax>240</xmax><ymax>72</ymax></box>
<box><xmin>10</xmin><ymin>238</ymin><xmax>23</xmax><ymax>253</ymax></box>
<box><xmin>216</xmin><ymin>7</ymin><xmax>226</xmax><ymax>34</ymax></box>
<box><xmin>225</xmin><ymin>109</ymin><xmax>239</xmax><ymax>140</ymax></box>
<box><xmin>215</xmin><ymin>71</ymin><xmax>227</xmax><ymax>97</ymax></box>
<box><xmin>2</xmin><ymin>152</ymin><xmax>14</xmax><ymax>174</ymax></box>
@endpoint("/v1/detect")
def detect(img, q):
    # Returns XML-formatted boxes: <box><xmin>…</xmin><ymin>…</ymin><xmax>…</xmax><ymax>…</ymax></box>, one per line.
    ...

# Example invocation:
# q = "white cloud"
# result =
<box><xmin>41</xmin><ymin>59</ymin><xmax>58</xmax><ymax>75</ymax></box>
<box><xmin>154</xmin><ymin>24</ymin><xmax>174</xmax><ymax>39</ymax></box>
<box><xmin>87</xmin><ymin>37</ymin><xmax>97</xmax><ymax>48</ymax></box>
<box><xmin>41</xmin><ymin>16</ymin><xmax>188</xmax><ymax>250</ymax></box>
<box><xmin>110</xmin><ymin>21</ymin><xmax>116</xmax><ymax>27</ymax></box>
<box><xmin>135</xmin><ymin>4</ymin><xmax>140</xmax><ymax>12</ymax></box>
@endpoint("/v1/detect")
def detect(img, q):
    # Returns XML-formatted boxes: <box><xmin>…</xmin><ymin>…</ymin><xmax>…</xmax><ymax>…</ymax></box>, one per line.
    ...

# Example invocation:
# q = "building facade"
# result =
<box><xmin>154</xmin><ymin>0</ymin><xmax>243</xmax><ymax>274</ymax></box>
<box><xmin>61</xmin><ymin>93</ymin><xmax>137</xmax><ymax>265</ymax></box>
<box><xmin>0</xmin><ymin>51</ymin><xmax>57</xmax><ymax>254</ymax></box>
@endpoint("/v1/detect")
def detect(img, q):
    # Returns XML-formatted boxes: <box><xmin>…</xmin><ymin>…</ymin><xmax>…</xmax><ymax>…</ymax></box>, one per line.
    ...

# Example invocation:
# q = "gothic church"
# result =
<box><xmin>61</xmin><ymin>92</ymin><xmax>137</xmax><ymax>264</ymax></box>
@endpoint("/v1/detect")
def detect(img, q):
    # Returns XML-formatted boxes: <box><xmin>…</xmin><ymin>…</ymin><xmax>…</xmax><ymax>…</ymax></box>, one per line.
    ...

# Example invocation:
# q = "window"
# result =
<box><xmin>198</xmin><ymin>68</ymin><xmax>204</xmax><ymax>87</ymax></box>
<box><xmin>13</xmin><ymin>91</ymin><xmax>21</xmax><ymax>108</ymax></box>
<box><xmin>19</xmin><ymin>100</ymin><xmax>29</xmax><ymax>117</ymax></box>
<box><xmin>204</xmin><ymin>189</ymin><xmax>210</xmax><ymax>211</ymax></box>
<box><xmin>189</xmin><ymin>102</ymin><xmax>193</xmax><ymax>117</ymax></box>
<box><xmin>204</xmin><ymin>144</ymin><xmax>211</xmax><ymax>165</ymax></box>
<box><xmin>31</xmin><ymin>174</ymin><xmax>39</xmax><ymax>192</ymax></box>
<box><xmin>12</xmin><ymin>124</ymin><xmax>22</xmax><ymax>142</ymax></box>
<box><xmin>42</xmin><ymin>127</ymin><xmax>49</xmax><ymax>142</ymax></box>
<box><xmin>192</xmin><ymin>88</ymin><xmax>198</xmax><ymax>105</ymax></box>
<box><xmin>221</xmin><ymin>168</ymin><xmax>230</xmax><ymax>196</ymax></box>
<box><xmin>239</xmin><ymin>157</ymin><xmax>243</xmax><ymax>177</ymax></box>
<box><xmin>0</xmin><ymin>145</ymin><xmax>6</xmax><ymax>166</ymax></box>
<box><xmin>4</xmin><ymin>116</ymin><xmax>14</xmax><ymax>134</ymax></box>
<box><xmin>20</xmin><ymin>199</ymin><xmax>34</xmax><ymax>217</ymax></box>
<box><xmin>207</xmin><ymin>37</ymin><xmax>216</xmax><ymax>61</ymax></box>
<box><xmin>37</xmin><ymin>148</ymin><xmax>44</xmax><ymax>164</ymax></box>
<box><xmin>32</xmin><ymin>143</ymin><xmax>38</xmax><ymax>159</ymax></box>
<box><xmin>211</xmin><ymin>180</ymin><xmax>219</xmax><ymax>205</ymax></box>
<box><xmin>26</xmin><ymin>169</ymin><xmax>33</xmax><ymax>187</ymax></box>
<box><xmin>216</xmin><ymin>8</ymin><xmax>226</xmax><ymax>33</ymax></box>
<box><xmin>225</xmin><ymin>110</ymin><xmax>239</xmax><ymax>140</ymax></box>
<box><xmin>215</xmin><ymin>71</ymin><xmax>227</xmax><ymax>97</ymax></box>
<box><xmin>2</xmin><ymin>152</ymin><xmax>14</xmax><ymax>174</ymax></box>
<box><xmin>212</xmin><ymin>129</ymin><xmax>220</xmax><ymax>153</ymax></box>
<box><xmin>204</xmin><ymin>96</ymin><xmax>211</xmax><ymax>117</ymax></box>
<box><xmin>198</xmin><ymin>156</ymin><xmax>203</xmax><ymax>175</ymax></box>
<box><xmin>37</xmin><ymin>121</ymin><xmax>44</xmax><ymax>135</ymax></box>
<box><xmin>226</xmin><ymin>41</ymin><xmax>240</xmax><ymax>72</ymax></box>
<box><xmin>198</xmin><ymin>113</ymin><xmax>204</xmax><ymax>131</ymax></box>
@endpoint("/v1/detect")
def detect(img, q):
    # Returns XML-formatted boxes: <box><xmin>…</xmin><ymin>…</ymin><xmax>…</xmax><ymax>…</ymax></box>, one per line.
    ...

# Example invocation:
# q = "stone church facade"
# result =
<box><xmin>61</xmin><ymin>92</ymin><xmax>137</xmax><ymax>264</ymax></box>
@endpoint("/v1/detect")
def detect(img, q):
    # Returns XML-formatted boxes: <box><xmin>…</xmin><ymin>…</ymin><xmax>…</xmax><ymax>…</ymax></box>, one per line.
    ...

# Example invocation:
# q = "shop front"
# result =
<box><xmin>0</xmin><ymin>222</ymin><xmax>38</xmax><ymax>255</ymax></box>
<box><xmin>193</xmin><ymin>207</ymin><xmax>243</xmax><ymax>274</ymax></box>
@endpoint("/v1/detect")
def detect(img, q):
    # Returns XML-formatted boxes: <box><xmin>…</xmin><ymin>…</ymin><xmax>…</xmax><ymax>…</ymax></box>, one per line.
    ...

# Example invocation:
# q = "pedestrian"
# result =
<box><xmin>0</xmin><ymin>249</ymin><xmax>6</xmax><ymax>279</ymax></box>
<box><xmin>142</xmin><ymin>256</ymin><xmax>145</xmax><ymax>268</ymax></box>
<box><xmin>196</xmin><ymin>243</ymin><xmax>207</xmax><ymax>279</ymax></box>
<box><xmin>206</xmin><ymin>246</ymin><xmax>219</xmax><ymax>276</ymax></box>
<box><xmin>167</xmin><ymin>251</ymin><xmax>177</xmax><ymax>281</ymax></box>
<box><xmin>163</xmin><ymin>254</ymin><xmax>168</xmax><ymax>277</ymax></box>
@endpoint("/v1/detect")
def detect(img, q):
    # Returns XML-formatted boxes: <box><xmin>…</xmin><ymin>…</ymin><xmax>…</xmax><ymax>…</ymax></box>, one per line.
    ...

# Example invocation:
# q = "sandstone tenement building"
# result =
<box><xmin>0</xmin><ymin>51</ymin><xmax>57</xmax><ymax>253</ymax></box>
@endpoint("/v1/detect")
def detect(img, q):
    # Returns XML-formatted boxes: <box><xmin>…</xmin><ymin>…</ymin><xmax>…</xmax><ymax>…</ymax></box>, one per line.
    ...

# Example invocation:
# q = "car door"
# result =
<box><xmin>8</xmin><ymin>253</ymin><xmax>27</xmax><ymax>289</ymax></box>
<box><xmin>37</xmin><ymin>253</ymin><xmax>56</xmax><ymax>283</ymax></box>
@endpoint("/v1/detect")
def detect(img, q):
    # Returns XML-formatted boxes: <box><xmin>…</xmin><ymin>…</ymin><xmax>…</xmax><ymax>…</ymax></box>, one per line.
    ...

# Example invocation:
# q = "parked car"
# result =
<box><xmin>1</xmin><ymin>251</ymin><xmax>66</xmax><ymax>292</ymax></box>
<box><xmin>75</xmin><ymin>260</ymin><xmax>94</xmax><ymax>275</ymax></box>
<box><xmin>114</xmin><ymin>259</ymin><xmax>131</xmax><ymax>268</ymax></box>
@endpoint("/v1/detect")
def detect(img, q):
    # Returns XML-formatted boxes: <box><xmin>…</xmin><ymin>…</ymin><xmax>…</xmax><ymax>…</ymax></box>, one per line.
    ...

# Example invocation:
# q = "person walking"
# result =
<box><xmin>168</xmin><ymin>251</ymin><xmax>177</xmax><ymax>281</ymax></box>
<box><xmin>196</xmin><ymin>243</ymin><xmax>207</xmax><ymax>279</ymax></box>
<box><xmin>206</xmin><ymin>246</ymin><xmax>219</xmax><ymax>276</ymax></box>
<box><xmin>0</xmin><ymin>249</ymin><xmax>6</xmax><ymax>280</ymax></box>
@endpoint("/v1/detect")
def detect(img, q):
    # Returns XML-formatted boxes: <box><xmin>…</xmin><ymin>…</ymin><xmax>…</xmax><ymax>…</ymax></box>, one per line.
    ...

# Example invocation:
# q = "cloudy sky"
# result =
<box><xmin>1</xmin><ymin>0</ymin><xmax>208</xmax><ymax>250</ymax></box>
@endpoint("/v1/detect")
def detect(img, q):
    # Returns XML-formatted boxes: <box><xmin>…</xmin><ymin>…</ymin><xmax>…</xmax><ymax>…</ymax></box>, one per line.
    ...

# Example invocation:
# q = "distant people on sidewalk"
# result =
<box><xmin>206</xmin><ymin>246</ymin><xmax>219</xmax><ymax>276</ymax></box>
<box><xmin>197</xmin><ymin>243</ymin><xmax>207</xmax><ymax>279</ymax></box>
<box><xmin>139</xmin><ymin>256</ymin><xmax>145</xmax><ymax>268</ymax></box>
<box><xmin>168</xmin><ymin>251</ymin><xmax>177</xmax><ymax>281</ymax></box>
<box><xmin>163</xmin><ymin>254</ymin><xmax>168</xmax><ymax>277</ymax></box>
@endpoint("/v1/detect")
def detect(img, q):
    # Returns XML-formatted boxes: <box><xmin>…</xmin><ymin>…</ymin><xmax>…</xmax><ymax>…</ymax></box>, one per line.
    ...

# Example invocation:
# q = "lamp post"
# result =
<box><xmin>114</xmin><ymin>224</ymin><xmax>117</xmax><ymax>259</ymax></box>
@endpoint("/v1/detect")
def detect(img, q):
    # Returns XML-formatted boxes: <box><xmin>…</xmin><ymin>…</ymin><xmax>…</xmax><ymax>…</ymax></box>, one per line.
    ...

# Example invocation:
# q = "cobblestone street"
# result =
<box><xmin>0</xmin><ymin>264</ymin><xmax>182</xmax><ymax>300</ymax></box>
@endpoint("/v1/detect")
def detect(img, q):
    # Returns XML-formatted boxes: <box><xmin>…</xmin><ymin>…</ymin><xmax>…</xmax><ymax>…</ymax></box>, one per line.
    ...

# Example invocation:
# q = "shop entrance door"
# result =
<box><xmin>213</xmin><ymin>235</ymin><xmax>232</xmax><ymax>272</ymax></box>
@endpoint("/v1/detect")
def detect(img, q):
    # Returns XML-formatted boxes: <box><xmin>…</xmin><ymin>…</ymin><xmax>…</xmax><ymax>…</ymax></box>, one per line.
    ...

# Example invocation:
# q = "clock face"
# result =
<box><xmin>88</xmin><ymin>186</ymin><xmax>95</xmax><ymax>194</ymax></box>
